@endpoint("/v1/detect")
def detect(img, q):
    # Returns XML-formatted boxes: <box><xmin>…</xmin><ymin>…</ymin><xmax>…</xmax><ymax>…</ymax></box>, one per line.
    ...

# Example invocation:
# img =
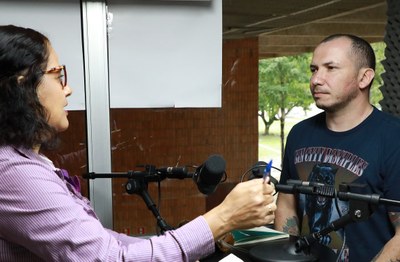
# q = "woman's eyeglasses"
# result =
<box><xmin>43</xmin><ymin>65</ymin><xmax>67</xmax><ymax>88</ymax></box>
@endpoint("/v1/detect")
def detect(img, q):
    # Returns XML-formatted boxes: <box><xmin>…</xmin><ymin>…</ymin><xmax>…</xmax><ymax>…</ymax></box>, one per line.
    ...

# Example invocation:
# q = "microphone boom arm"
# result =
<box><xmin>81</xmin><ymin>156</ymin><xmax>226</xmax><ymax>233</ymax></box>
<box><xmin>83</xmin><ymin>165</ymin><xmax>187</xmax><ymax>234</ymax></box>
<box><xmin>276</xmin><ymin>181</ymin><xmax>400</xmax><ymax>254</ymax></box>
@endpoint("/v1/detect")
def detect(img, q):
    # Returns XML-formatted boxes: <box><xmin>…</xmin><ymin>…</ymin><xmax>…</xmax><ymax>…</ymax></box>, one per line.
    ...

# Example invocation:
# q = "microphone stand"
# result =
<box><xmin>124</xmin><ymin>169</ymin><xmax>174</xmax><ymax>234</ymax></box>
<box><xmin>295</xmin><ymin>183</ymin><xmax>400</xmax><ymax>255</ymax></box>
<box><xmin>249</xmin><ymin>182</ymin><xmax>400</xmax><ymax>262</ymax></box>
<box><xmin>84</xmin><ymin>165</ymin><xmax>176</xmax><ymax>234</ymax></box>
<box><xmin>83</xmin><ymin>158</ymin><xmax>225</xmax><ymax>234</ymax></box>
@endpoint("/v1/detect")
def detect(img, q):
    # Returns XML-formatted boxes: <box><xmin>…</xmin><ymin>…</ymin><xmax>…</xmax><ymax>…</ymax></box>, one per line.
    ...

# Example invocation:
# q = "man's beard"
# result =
<box><xmin>315</xmin><ymin>89</ymin><xmax>358</xmax><ymax>113</ymax></box>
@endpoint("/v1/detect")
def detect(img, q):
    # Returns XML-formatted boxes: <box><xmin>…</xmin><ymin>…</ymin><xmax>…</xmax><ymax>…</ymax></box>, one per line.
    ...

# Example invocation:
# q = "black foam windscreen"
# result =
<box><xmin>194</xmin><ymin>154</ymin><xmax>226</xmax><ymax>195</ymax></box>
<box><xmin>250</xmin><ymin>161</ymin><xmax>268</xmax><ymax>179</ymax></box>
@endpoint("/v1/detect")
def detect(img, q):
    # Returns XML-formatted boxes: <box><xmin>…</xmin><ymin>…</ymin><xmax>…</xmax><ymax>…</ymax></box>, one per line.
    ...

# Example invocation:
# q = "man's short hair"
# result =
<box><xmin>320</xmin><ymin>34</ymin><xmax>376</xmax><ymax>71</ymax></box>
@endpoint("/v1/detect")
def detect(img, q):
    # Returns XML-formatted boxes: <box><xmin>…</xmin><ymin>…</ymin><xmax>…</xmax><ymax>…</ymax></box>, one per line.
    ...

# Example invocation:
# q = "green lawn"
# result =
<box><xmin>257</xmin><ymin>105</ymin><xmax>322</xmax><ymax>177</ymax></box>
<box><xmin>258</xmin><ymin>116</ymin><xmax>303</xmax><ymax>169</ymax></box>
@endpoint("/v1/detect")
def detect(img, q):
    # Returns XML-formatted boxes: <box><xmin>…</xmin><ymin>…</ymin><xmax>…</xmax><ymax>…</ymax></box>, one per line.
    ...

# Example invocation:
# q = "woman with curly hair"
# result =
<box><xmin>0</xmin><ymin>25</ymin><xmax>276</xmax><ymax>261</ymax></box>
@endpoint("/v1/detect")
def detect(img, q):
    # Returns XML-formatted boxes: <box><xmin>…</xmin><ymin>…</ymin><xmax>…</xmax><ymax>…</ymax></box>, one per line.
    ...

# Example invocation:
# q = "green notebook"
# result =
<box><xmin>231</xmin><ymin>226</ymin><xmax>289</xmax><ymax>246</ymax></box>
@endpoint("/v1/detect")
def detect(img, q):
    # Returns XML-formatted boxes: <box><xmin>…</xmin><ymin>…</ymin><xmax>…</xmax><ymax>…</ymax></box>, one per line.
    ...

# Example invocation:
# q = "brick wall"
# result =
<box><xmin>46</xmin><ymin>37</ymin><xmax>259</xmax><ymax>236</ymax></box>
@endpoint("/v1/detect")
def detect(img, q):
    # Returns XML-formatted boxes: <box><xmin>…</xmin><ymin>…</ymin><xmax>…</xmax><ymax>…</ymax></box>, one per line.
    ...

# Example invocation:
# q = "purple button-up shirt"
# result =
<box><xmin>0</xmin><ymin>145</ymin><xmax>214</xmax><ymax>261</ymax></box>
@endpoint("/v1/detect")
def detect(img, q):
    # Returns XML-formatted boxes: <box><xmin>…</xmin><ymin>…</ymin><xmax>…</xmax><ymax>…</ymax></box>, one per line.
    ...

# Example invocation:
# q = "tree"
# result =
<box><xmin>371</xmin><ymin>42</ymin><xmax>385</xmax><ymax>108</ymax></box>
<box><xmin>259</xmin><ymin>54</ymin><xmax>314</xmax><ymax>161</ymax></box>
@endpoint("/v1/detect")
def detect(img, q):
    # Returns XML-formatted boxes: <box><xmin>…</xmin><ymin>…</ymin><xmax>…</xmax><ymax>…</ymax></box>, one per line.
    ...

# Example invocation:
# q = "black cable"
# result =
<box><xmin>241</xmin><ymin>163</ymin><xmax>281</xmax><ymax>196</ymax></box>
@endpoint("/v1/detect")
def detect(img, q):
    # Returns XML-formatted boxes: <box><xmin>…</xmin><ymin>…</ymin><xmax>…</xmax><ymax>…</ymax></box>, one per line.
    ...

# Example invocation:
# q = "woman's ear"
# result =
<box><xmin>17</xmin><ymin>75</ymin><xmax>25</xmax><ymax>84</ymax></box>
<box><xmin>359</xmin><ymin>68</ymin><xmax>375</xmax><ymax>90</ymax></box>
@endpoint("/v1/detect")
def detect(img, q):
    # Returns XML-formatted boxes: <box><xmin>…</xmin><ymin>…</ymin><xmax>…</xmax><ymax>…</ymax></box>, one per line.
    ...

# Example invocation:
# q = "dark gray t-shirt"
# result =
<box><xmin>280</xmin><ymin>107</ymin><xmax>400</xmax><ymax>261</ymax></box>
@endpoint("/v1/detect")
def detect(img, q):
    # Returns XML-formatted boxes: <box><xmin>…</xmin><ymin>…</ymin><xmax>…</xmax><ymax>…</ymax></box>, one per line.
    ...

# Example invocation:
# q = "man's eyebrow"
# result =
<box><xmin>310</xmin><ymin>61</ymin><xmax>338</xmax><ymax>68</ymax></box>
<box><xmin>323</xmin><ymin>61</ymin><xmax>338</xmax><ymax>66</ymax></box>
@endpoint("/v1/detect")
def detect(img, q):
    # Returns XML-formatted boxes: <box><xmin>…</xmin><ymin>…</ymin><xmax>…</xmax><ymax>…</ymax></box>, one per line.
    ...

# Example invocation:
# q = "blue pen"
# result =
<box><xmin>263</xmin><ymin>160</ymin><xmax>272</xmax><ymax>183</ymax></box>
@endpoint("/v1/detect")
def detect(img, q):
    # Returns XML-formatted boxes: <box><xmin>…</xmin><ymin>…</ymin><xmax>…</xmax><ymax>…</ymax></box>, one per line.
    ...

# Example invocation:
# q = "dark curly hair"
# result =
<box><xmin>0</xmin><ymin>25</ymin><xmax>58</xmax><ymax>150</ymax></box>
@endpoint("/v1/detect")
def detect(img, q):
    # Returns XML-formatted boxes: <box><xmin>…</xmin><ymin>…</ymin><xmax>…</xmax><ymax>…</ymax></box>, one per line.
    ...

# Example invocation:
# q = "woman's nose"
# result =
<box><xmin>64</xmin><ymin>84</ymin><xmax>73</xmax><ymax>96</ymax></box>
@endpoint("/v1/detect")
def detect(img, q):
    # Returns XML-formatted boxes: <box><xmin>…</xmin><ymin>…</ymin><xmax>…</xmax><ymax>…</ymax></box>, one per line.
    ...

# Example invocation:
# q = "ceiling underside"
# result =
<box><xmin>223</xmin><ymin>0</ymin><xmax>388</xmax><ymax>58</ymax></box>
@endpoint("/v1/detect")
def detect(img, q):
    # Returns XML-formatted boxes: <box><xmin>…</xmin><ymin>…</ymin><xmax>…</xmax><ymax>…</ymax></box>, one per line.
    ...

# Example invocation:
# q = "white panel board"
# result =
<box><xmin>108</xmin><ymin>0</ymin><xmax>222</xmax><ymax>108</ymax></box>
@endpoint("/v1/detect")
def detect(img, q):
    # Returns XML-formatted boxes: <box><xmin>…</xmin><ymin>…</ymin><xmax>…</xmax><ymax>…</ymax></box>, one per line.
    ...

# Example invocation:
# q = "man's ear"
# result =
<box><xmin>359</xmin><ymin>68</ymin><xmax>375</xmax><ymax>90</ymax></box>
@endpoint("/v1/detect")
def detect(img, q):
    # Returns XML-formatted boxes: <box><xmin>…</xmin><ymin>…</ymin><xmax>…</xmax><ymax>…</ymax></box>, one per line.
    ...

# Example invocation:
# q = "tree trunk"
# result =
<box><xmin>259</xmin><ymin>110</ymin><xmax>275</xmax><ymax>135</ymax></box>
<box><xmin>264</xmin><ymin>124</ymin><xmax>270</xmax><ymax>135</ymax></box>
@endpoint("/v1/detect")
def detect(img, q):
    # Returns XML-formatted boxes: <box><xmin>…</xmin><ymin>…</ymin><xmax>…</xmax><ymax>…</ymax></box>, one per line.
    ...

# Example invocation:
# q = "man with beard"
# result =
<box><xmin>275</xmin><ymin>34</ymin><xmax>400</xmax><ymax>261</ymax></box>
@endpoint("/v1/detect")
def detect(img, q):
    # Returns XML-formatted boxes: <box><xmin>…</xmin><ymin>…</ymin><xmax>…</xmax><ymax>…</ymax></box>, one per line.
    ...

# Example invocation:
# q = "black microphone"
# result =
<box><xmin>275</xmin><ymin>183</ymin><xmax>317</xmax><ymax>195</ymax></box>
<box><xmin>287</xmin><ymin>179</ymin><xmax>325</xmax><ymax>187</ymax></box>
<box><xmin>156</xmin><ymin>166</ymin><xmax>190</xmax><ymax>179</ymax></box>
<box><xmin>275</xmin><ymin>181</ymin><xmax>336</xmax><ymax>198</ymax></box>
<box><xmin>249</xmin><ymin>161</ymin><xmax>268</xmax><ymax>179</ymax></box>
<box><xmin>193</xmin><ymin>154</ymin><xmax>226</xmax><ymax>195</ymax></box>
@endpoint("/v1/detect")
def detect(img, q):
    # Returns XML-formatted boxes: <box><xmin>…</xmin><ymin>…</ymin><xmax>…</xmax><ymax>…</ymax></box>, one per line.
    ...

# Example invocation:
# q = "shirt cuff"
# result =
<box><xmin>173</xmin><ymin>216</ymin><xmax>215</xmax><ymax>260</ymax></box>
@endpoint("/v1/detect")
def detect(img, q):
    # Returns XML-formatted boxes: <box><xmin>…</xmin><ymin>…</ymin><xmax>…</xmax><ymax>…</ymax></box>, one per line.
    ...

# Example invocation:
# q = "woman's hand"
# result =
<box><xmin>203</xmin><ymin>178</ymin><xmax>276</xmax><ymax>240</ymax></box>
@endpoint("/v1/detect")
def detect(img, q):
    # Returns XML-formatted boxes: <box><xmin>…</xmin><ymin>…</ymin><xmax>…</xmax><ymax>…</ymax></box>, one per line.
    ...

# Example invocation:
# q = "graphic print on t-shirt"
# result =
<box><xmin>294</xmin><ymin>146</ymin><xmax>369</xmax><ymax>253</ymax></box>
